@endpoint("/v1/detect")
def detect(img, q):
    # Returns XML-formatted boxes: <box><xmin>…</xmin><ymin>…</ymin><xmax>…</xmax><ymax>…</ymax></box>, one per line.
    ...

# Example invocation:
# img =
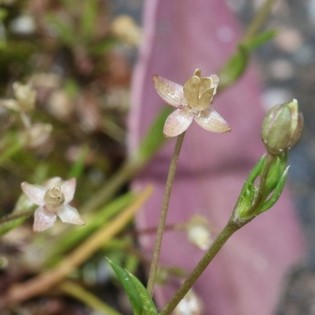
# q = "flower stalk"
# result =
<box><xmin>147</xmin><ymin>132</ymin><xmax>185</xmax><ymax>296</ymax></box>
<box><xmin>161</xmin><ymin>218</ymin><xmax>245</xmax><ymax>315</ymax></box>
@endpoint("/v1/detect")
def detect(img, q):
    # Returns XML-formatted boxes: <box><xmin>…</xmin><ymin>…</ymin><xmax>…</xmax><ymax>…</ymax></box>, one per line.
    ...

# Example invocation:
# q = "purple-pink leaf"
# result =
<box><xmin>129</xmin><ymin>0</ymin><xmax>304</xmax><ymax>314</ymax></box>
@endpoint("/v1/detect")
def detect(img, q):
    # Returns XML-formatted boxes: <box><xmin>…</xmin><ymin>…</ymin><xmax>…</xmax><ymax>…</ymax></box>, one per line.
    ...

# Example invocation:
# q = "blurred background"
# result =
<box><xmin>0</xmin><ymin>0</ymin><xmax>314</xmax><ymax>314</ymax></box>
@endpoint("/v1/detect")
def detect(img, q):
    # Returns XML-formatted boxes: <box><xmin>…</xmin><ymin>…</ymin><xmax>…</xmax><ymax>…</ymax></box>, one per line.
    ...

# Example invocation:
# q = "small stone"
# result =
<box><xmin>274</xmin><ymin>28</ymin><xmax>304</xmax><ymax>53</ymax></box>
<box><xmin>268</xmin><ymin>59</ymin><xmax>294</xmax><ymax>81</ymax></box>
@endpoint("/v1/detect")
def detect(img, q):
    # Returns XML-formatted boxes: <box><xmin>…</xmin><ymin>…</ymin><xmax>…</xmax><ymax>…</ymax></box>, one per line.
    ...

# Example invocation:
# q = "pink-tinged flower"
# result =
<box><xmin>153</xmin><ymin>68</ymin><xmax>230</xmax><ymax>137</ymax></box>
<box><xmin>21</xmin><ymin>177</ymin><xmax>85</xmax><ymax>232</ymax></box>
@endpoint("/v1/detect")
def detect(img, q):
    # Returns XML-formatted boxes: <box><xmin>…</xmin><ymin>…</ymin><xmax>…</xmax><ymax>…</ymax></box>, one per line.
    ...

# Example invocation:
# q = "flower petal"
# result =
<box><xmin>21</xmin><ymin>182</ymin><xmax>46</xmax><ymax>206</ymax></box>
<box><xmin>58</xmin><ymin>205</ymin><xmax>85</xmax><ymax>225</ymax></box>
<box><xmin>45</xmin><ymin>177</ymin><xmax>62</xmax><ymax>188</ymax></box>
<box><xmin>194</xmin><ymin>108</ymin><xmax>230</xmax><ymax>133</ymax></box>
<box><xmin>33</xmin><ymin>207</ymin><xmax>57</xmax><ymax>232</ymax></box>
<box><xmin>197</xmin><ymin>88</ymin><xmax>215</xmax><ymax>111</ymax></box>
<box><xmin>200</xmin><ymin>74</ymin><xmax>219</xmax><ymax>100</ymax></box>
<box><xmin>61</xmin><ymin>178</ymin><xmax>76</xmax><ymax>203</ymax></box>
<box><xmin>153</xmin><ymin>75</ymin><xmax>185</xmax><ymax>107</ymax></box>
<box><xmin>183</xmin><ymin>74</ymin><xmax>200</xmax><ymax>106</ymax></box>
<box><xmin>163</xmin><ymin>108</ymin><xmax>194</xmax><ymax>137</ymax></box>
<box><xmin>209</xmin><ymin>74</ymin><xmax>220</xmax><ymax>90</ymax></box>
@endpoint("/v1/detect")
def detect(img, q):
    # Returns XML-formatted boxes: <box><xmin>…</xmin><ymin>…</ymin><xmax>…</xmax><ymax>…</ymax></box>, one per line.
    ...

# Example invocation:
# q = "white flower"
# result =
<box><xmin>153</xmin><ymin>68</ymin><xmax>230</xmax><ymax>137</ymax></box>
<box><xmin>13</xmin><ymin>82</ymin><xmax>36</xmax><ymax>112</ymax></box>
<box><xmin>21</xmin><ymin>177</ymin><xmax>85</xmax><ymax>232</ymax></box>
<box><xmin>0</xmin><ymin>82</ymin><xmax>36</xmax><ymax>112</ymax></box>
<box><xmin>186</xmin><ymin>215</ymin><xmax>212</xmax><ymax>251</ymax></box>
<box><xmin>174</xmin><ymin>289</ymin><xmax>203</xmax><ymax>315</ymax></box>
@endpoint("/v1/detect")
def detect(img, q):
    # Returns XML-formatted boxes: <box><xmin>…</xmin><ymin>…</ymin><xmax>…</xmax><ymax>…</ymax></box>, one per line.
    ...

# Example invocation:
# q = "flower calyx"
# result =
<box><xmin>153</xmin><ymin>68</ymin><xmax>230</xmax><ymax>137</ymax></box>
<box><xmin>21</xmin><ymin>177</ymin><xmax>85</xmax><ymax>232</ymax></box>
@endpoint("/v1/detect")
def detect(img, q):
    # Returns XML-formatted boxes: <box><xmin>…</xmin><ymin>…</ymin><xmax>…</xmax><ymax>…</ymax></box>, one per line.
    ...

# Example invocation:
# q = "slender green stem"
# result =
<box><xmin>161</xmin><ymin>219</ymin><xmax>243</xmax><ymax>315</ymax></box>
<box><xmin>147</xmin><ymin>132</ymin><xmax>185</xmax><ymax>296</ymax></box>
<box><xmin>244</xmin><ymin>0</ymin><xmax>275</xmax><ymax>40</ymax></box>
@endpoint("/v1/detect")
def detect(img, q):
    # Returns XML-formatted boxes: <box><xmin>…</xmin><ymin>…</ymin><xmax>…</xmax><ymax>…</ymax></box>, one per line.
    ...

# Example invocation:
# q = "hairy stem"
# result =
<box><xmin>147</xmin><ymin>132</ymin><xmax>185</xmax><ymax>296</ymax></box>
<box><xmin>161</xmin><ymin>219</ymin><xmax>244</xmax><ymax>315</ymax></box>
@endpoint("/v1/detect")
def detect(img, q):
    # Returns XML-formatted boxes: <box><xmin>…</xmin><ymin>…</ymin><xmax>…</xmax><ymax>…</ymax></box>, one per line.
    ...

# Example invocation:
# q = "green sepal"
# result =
<box><xmin>257</xmin><ymin>166</ymin><xmax>289</xmax><ymax>214</ymax></box>
<box><xmin>263</xmin><ymin>154</ymin><xmax>288</xmax><ymax>196</ymax></box>
<box><xmin>107</xmin><ymin>258</ymin><xmax>159</xmax><ymax>315</ymax></box>
<box><xmin>233</xmin><ymin>156</ymin><xmax>265</xmax><ymax>220</ymax></box>
<box><xmin>245</xmin><ymin>155</ymin><xmax>266</xmax><ymax>186</ymax></box>
<box><xmin>234</xmin><ymin>183</ymin><xmax>257</xmax><ymax>220</ymax></box>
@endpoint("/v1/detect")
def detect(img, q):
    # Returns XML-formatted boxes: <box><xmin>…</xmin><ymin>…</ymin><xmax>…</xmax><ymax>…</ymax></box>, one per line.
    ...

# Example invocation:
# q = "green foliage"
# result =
<box><xmin>45</xmin><ymin>192</ymin><xmax>135</xmax><ymax>267</ymax></box>
<box><xmin>243</xmin><ymin>29</ymin><xmax>276</xmax><ymax>50</ymax></box>
<box><xmin>219</xmin><ymin>30</ymin><xmax>276</xmax><ymax>90</ymax></box>
<box><xmin>0</xmin><ymin>8</ymin><xmax>8</xmax><ymax>21</ymax></box>
<box><xmin>68</xmin><ymin>146</ymin><xmax>89</xmax><ymax>178</ymax></box>
<box><xmin>257</xmin><ymin>165</ymin><xmax>289</xmax><ymax>213</ymax></box>
<box><xmin>219</xmin><ymin>44</ymin><xmax>249</xmax><ymax>90</ymax></box>
<box><xmin>0</xmin><ymin>211</ymin><xmax>32</xmax><ymax>237</ymax></box>
<box><xmin>137</xmin><ymin>107</ymin><xmax>172</xmax><ymax>162</ymax></box>
<box><xmin>233</xmin><ymin>153</ymin><xmax>289</xmax><ymax>221</ymax></box>
<box><xmin>81</xmin><ymin>0</ymin><xmax>98</xmax><ymax>40</ymax></box>
<box><xmin>107</xmin><ymin>258</ymin><xmax>159</xmax><ymax>315</ymax></box>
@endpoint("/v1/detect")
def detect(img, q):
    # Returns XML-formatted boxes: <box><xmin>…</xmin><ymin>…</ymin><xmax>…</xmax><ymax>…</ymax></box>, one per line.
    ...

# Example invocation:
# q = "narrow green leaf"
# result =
<box><xmin>219</xmin><ymin>44</ymin><xmax>249</xmax><ymax>90</ymax></box>
<box><xmin>91</xmin><ymin>38</ymin><xmax>118</xmax><ymax>55</ymax></box>
<box><xmin>243</xmin><ymin>30</ymin><xmax>277</xmax><ymax>50</ymax></box>
<box><xmin>81</xmin><ymin>0</ymin><xmax>98</xmax><ymax>40</ymax></box>
<box><xmin>0</xmin><ymin>9</ymin><xmax>8</xmax><ymax>21</ymax></box>
<box><xmin>0</xmin><ymin>211</ymin><xmax>32</xmax><ymax>237</ymax></box>
<box><xmin>137</xmin><ymin>107</ymin><xmax>171</xmax><ymax>162</ymax></box>
<box><xmin>45</xmin><ymin>192</ymin><xmax>134</xmax><ymax>267</ymax></box>
<box><xmin>68</xmin><ymin>145</ymin><xmax>89</xmax><ymax>178</ymax></box>
<box><xmin>107</xmin><ymin>259</ymin><xmax>159</xmax><ymax>315</ymax></box>
<box><xmin>219</xmin><ymin>26</ymin><xmax>275</xmax><ymax>91</ymax></box>
<box><xmin>45</xmin><ymin>14</ymin><xmax>75</xmax><ymax>46</ymax></box>
<box><xmin>128</xmin><ymin>272</ymin><xmax>159</xmax><ymax>315</ymax></box>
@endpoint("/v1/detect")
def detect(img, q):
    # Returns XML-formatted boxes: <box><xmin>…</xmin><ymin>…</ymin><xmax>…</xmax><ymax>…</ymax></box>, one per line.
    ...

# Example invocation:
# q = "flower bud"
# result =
<box><xmin>12</xmin><ymin>82</ymin><xmax>36</xmax><ymax>112</ymax></box>
<box><xmin>185</xmin><ymin>215</ymin><xmax>212</xmax><ymax>251</ymax></box>
<box><xmin>261</xmin><ymin>99</ymin><xmax>303</xmax><ymax>155</ymax></box>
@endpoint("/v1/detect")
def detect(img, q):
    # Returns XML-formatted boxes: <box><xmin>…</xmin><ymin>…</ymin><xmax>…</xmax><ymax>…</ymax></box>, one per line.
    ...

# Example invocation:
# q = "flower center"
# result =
<box><xmin>44</xmin><ymin>186</ymin><xmax>65</xmax><ymax>211</ymax></box>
